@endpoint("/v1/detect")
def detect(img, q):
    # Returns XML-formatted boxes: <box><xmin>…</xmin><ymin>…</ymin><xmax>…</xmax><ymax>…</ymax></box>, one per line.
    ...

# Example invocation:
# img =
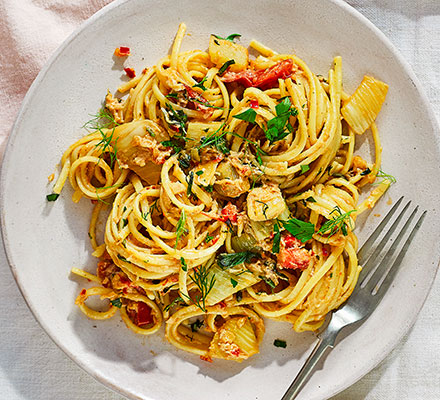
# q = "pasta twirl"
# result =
<box><xmin>49</xmin><ymin>23</ymin><xmax>392</xmax><ymax>362</ymax></box>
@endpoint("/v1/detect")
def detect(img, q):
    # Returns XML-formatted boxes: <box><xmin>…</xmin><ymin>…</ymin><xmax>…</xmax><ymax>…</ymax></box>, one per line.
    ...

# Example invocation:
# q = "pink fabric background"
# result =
<box><xmin>0</xmin><ymin>1</ymin><xmax>439</xmax><ymax>399</ymax></box>
<box><xmin>0</xmin><ymin>0</ymin><xmax>113</xmax><ymax>161</ymax></box>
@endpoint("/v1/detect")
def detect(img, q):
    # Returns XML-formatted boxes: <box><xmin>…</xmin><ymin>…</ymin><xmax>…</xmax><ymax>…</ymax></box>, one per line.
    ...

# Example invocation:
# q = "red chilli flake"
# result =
<box><xmin>124</xmin><ymin>67</ymin><xmax>136</xmax><ymax>79</ymax></box>
<box><xmin>200</xmin><ymin>355</ymin><xmax>213</xmax><ymax>363</ymax></box>
<box><xmin>249</xmin><ymin>100</ymin><xmax>259</xmax><ymax>109</ymax></box>
<box><xmin>80</xmin><ymin>289</ymin><xmax>86</xmax><ymax>296</ymax></box>
<box><xmin>231</xmin><ymin>348</ymin><xmax>241</xmax><ymax>357</ymax></box>
<box><xmin>114</xmin><ymin>46</ymin><xmax>131</xmax><ymax>57</ymax></box>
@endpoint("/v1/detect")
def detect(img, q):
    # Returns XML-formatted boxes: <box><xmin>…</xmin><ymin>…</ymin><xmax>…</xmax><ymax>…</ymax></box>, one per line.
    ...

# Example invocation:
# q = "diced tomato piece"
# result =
<box><xmin>282</xmin><ymin>233</ymin><xmax>302</xmax><ymax>249</ymax></box>
<box><xmin>136</xmin><ymin>302</ymin><xmax>153</xmax><ymax>326</ymax></box>
<box><xmin>80</xmin><ymin>289</ymin><xmax>86</xmax><ymax>296</ymax></box>
<box><xmin>230</xmin><ymin>347</ymin><xmax>241</xmax><ymax>357</ymax></box>
<box><xmin>221</xmin><ymin>59</ymin><xmax>295</xmax><ymax>90</ymax></box>
<box><xmin>322</xmin><ymin>246</ymin><xmax>330</xmax><ymax>258</ymax></box>
<box><xmin>114</xmin><ymin>46</ymin><xmax>131</xmax><ymax>57</ymax></box>
<box><xmin>278</xmin><ymin>247</ymin><xmax>311</xmax><ymax>270</ymax></box>
<box><xmin>277</xmin><ymin>233</ymin><xmax>311</xmax><ymax>270</ymax></box>
<box><xmin>124</xmin><ymin>67</ymin><xmax>136</xmax><ymax>78</ymax></box>
<box><xmin>119</xmin><ymin>275</ymin><xmax>131</xmax><ymax>286</ymax></box>
<box><xmin>222</xmin><ymin>69</ymin><xmax>255</xmax><ymax>87</ymax></box>
<box><xmin>221</xmin><ymin>203</ymin><xmax>238</xmax><ymax>223</ymax></box>
<box><xmin>249</xmin><ymin>100</ymin><xmax>259</xmax><ymax>109</ymax></box>
<box><xmin>253</xmin><ymin>59</ymin><xmax>294</xmax><ymax>90</ymax></box>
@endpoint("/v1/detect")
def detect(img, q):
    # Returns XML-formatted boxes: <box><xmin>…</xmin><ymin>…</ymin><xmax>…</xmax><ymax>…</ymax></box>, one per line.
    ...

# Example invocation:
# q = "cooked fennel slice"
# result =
<box><xmin>205</xmin><ymin>264</ymin><xmax>259</xmax><ymax>306</ymax></box>
<box><xmin>208</xmin><ymin>317</ymin><xmax>259</xmax><ymax>361</ymax></box>
<box><xmin>341</xmin><ymin>76</ymin><xmax>388</xmax><ymax>135</ymax></box>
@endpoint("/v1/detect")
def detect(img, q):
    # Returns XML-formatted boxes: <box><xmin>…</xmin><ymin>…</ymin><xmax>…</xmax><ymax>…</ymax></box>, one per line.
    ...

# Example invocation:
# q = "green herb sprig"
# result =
<box><xmin>175</xmin><ymin>210</ymin><xmax>188</xmax><ymax>247</ymax></box>
<box><xmin>84</xmin><ymin>108</ymin><xmax>120</xmax><ymax>168</ymax></box>
<box><xmin>218</xmin><ymin>60</ymin><xmax>236</xmax><ymax>76</ymax></box>
<box><xmin>192</xmin><ymin>76</ymin><xmax>208</xmax><ymax>91</ymax></box>
<box><xmin>317</xmin><ymin>206</ymin><xmax>355</xmax><ymax>237</ymax></box>
<box><xmin>213</xmin><ymin>33</ymin><xmax>242</xmax><ymax>42</ymax></box>
<box><xmin>264</xmin><ymin>97</ymin><xmax>298</xmax><ymax>144</ymax></box>
<box><xmin>376</xmin><ymin>169</ymin><xmax>397</xmax><ymax>184</ymax></box>
<box><xmin>181</xmin><ymin>263</ymin><xmax>216</xmax><ymax>312</ymax></box>
<box><xmin>217</xmin><ymin>251</ymin><xmax>259</xmax><ymax>269</ymax></box>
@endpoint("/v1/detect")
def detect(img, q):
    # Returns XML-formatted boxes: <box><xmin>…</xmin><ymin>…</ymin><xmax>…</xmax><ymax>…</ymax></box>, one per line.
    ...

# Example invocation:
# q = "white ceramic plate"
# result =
<box><xmin>1</xmin><ymin>0</ymin><xmax>440</xmax><ymax>399</ymax></box>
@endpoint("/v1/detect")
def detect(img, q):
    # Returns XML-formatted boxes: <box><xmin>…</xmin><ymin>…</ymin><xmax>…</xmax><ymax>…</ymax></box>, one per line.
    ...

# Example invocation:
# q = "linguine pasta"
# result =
<box><xmin>49</xmin><ymin>23</ymin><xmax>392</xmax><ymax>362</ymax></box>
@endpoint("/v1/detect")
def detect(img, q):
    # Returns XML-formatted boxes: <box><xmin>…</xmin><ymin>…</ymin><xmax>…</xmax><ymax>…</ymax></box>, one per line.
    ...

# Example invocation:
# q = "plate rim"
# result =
<box><xmin>1</xmin><ymin>0</ymin><xmax>439</xmax><ymax>399</ymax></box>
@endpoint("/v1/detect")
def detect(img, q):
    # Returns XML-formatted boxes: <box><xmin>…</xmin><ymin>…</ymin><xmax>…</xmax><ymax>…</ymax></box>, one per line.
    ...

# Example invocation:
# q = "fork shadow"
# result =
<box><xmin>68</xmin><ymin>297</ymin><xmax>317</xmax><ymax>384</ymax></box>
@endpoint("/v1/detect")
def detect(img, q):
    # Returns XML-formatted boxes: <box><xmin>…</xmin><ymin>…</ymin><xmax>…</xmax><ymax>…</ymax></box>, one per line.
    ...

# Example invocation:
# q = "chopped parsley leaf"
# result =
<box><xmin>218</xmin><ymin>59</ymin><xmax>235</xmax><ymax>76</ymax></box>
<box><xmin>46</xmin><ymin>193</ymin><xmax>59</xmax><ymax>202</ymax></box>
<box><xmin>233</xmin><ymin>108</ymin><xmax>257</xmax><ymax>123</ymax></box>
<box><xmin>110</xmin><ymin>298</ymin><xmax>122</xmax><ymax>308</ymax></box>
<box><xmin>274</xmin><ymin>339</ymin><xmax>287</xmax><ymax>348</ymax></box>
<box><xmin>213</xmin><ymin>33</ymin><xmax>241</xmax><ymax>42</ymax></box>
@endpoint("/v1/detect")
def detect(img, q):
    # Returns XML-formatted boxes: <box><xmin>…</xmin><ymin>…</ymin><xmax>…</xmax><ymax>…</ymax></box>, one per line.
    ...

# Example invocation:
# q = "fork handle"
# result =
<box><xmin>281</xmin><ymin>328</ymin><xmax>337</xmax><ymax>400</ymax></box>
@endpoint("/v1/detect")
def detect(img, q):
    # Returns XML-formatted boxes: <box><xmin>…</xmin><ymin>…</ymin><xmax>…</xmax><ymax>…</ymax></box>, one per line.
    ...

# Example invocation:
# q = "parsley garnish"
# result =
<box><xmin>272</xmin><ymin>221</ymin><xmax>281</xmax><ymax>253</ymax></box>
<box><xmin>205</xmin><ymin>234</ymin><xmax>214</xmax><ymax>243</ymax></box>
<box><xmin>161</xmin><ymin>138</ymin><xmax>183</xmax><ymax>154</ymax></box>
<box><xmin>213</xmin><ymin>33</ymin><xmax>241</xmax><ymax>42</ymax></box>
<box><xmin>181</xmin><ymin>257</ymin><xmax>188</xmax><ymax>272</ymax></box>
<box><xmin>46</xmin><ymin>193</ymin><xmax>59</xmax><ymax>202</ymax></box>
<box><xmin>230</xmin><ymin>278</ymin><xmax>238</xmax><ymax>288</ymax></box>
<box><xmin>281</xmin><ymin>218</ymin><xmax>315</xmax><ymax>243</ymax></box>
<box><xmin>195</xmin><ymin>170</ymin><xmax>204</xmax><ymax>176</ymax></box>
<box><xmin>218</xmin><ymin>59</ymin><xmax>235</xmax><ymax>76</ymax></box>
<box><xmin>163</xmin><ymin>103</ymin><xmax>188</xmax><ymax>135</ymax></box>
<box><xmin>300</xmin><ymin>165</ymin><xmax>310</xmax><ymax>174</ymax></box>
<box><xmin>264</xmin><ymin>97</ymin><xmax>298</xmax><ymax>144</ymax></box>
<box><xmin>317</xmin><ymin>206</ymin><xmax>355</xmax><ymax>237</ymax></box>
<box><xmin>233</xmin><ymin>108</ymin><xmax>257</xmax><ymax>123</ymax></box>
<box><xmin>175</xmin><ymin>210</ymin><xmax>188</xmax><ymax>247</ymax></box>
<box><xmin>192</xmin><ymin>76</ymin><xmax>208</xmax><ymax>91</ymax></box>
<box><xmin>376</xmin><ymin>169</ymin><xmax>397</xmax><ymax>184</ymax></box>
<box><xmin>110</xmin><ymin>298</ymin><xmax>122</xmax><ymax>308</ymax></box>
<box><xmin>274</xmin><ymin>339</ymin><xmax>287</xmax><ymax>348</ymax></box>
<box><xmin>217</xmin><ymin>251</ymin><xmax>259</xmax><ymax>269</ymax></box>
<box><xmin>360</xmin><ymin>167</ymin><xmax>371</xmax><ymax>176</ymax></box>
<box><xmin>306</xmin><ymin>196</ymin><xmax>316</xmax><ymax>203</ymax></box>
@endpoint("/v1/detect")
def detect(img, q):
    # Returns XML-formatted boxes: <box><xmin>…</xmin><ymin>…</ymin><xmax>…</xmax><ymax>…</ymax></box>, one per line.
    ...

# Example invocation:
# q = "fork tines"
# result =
<box><xmin>357</xmin><ymin>196</ymin><xmax>427</xmax><ymax>298</ymax></box>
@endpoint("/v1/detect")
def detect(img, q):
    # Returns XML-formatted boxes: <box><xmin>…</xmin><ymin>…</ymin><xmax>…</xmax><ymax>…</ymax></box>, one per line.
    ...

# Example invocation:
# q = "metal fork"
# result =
<box><xmin>281</xmin><ymin>196</ymin><xmax>427</xmax><ymax>400</ymax></box>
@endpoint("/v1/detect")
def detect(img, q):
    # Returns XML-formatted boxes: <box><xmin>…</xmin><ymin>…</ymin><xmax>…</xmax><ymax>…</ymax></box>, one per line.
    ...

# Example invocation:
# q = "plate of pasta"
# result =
<box><xmin>1</xmin><ymin>0</ymin><xmax>439</xmax><ymax>399</ymax></box>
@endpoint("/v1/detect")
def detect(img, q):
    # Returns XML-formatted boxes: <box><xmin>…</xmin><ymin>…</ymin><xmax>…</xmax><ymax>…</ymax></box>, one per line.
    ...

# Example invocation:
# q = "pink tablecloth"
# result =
<box><xmin>0</xmin><ymin>0</ymin><xmax>113</xmax><ymax>160</ymax></box>
<box><xmin>0</xmin><ymin>1</ymin><xmax>439</xmax><ymax>400</ymax></box>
